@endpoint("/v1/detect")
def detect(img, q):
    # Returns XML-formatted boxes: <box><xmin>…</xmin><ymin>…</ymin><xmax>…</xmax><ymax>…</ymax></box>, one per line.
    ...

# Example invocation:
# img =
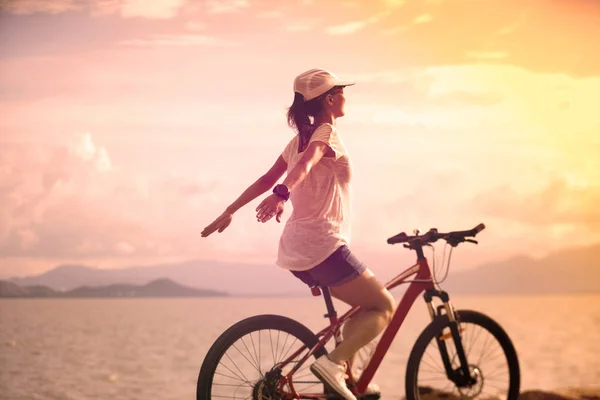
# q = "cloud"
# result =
<box><xmin>429</xmin><ymin>90</ymin><xmax>503</xmax><ymax>107</ymax></box>
<box><xmin>474</xmin><ymin>179</ymin><xmax>600</xmax><ymax>232</ymax></box>
<box><xmin>382</xmin><ymin>0</ymin><xmax>405</xmax><ymax>8</ymax></box>
<box><xmin>0</xmin><ymin>133</ymin><xmax>217</xmax><ymax>263</ymax></box>
<box><xmin>413</xmin><ymin>14</ymin><xmax>433</xmax><ymax>24</ymax></box>
<box><xmin>381</xmin><ymin>12</ymin><xmax>432</xmax><ymax>35</ymax></box>
<box><xmin>115</xmin><ymin>241</ymin><xmax>136</xmax><ymax>254</ymax></box>
<box><xmin>0</xmin><ymin>133</ymin><xmax>127</xmax><ymax>258</ymax></box>
<box><xmin>286</xmin><ymin>19</ymin><xmax>319</xmax><ymax>32</ymax></box>
<box><xmin>1</xmin><ymin>0</ymin><xmax>80</xmax><ymax>14</ymax></box>
<box><xmin>326</xmin><ymin>12</ymin><xmax>390</xmax><ymax>35</ymax></box>
<box><xmin>381</xmin><ymin>25</ymin><xmax>409</xmax><ymax>36</ymax></box>
<box><xmin>68</xmin><ymin>133</ymin><xmax>112</xmax><ymax>172</ymax></box>
<box><xmin>120</xmin><ymin>0</ymin><xmax>185</xmax><ymax>19</ymax></box>
<box><xmin>340</xmin><ymin>69</ymin><xmax>425</xmax><ymax>84</ymax></box>
<box><xmin>343</xmin><ymin>63</ymin><xmax>600</xmax><ymax>156</ymax></box>
<box><xmin>327</xmin><ymin>21</ymin><xmax>368</xmax><ymax>35</ymax></box>
<box><xmin>119</xmin><ymin>34</ymin><xmax>240</xmax><ymax>47</ymax></box>
<box><xmin>161</xmin><ymin>177</ymin><xmax>217</xmax><ymax>198</ymax></box>
<box><xmin>90</xmin><ymin>0</ymin><xmax>121</xmax><ymax>15</ymax></box>
<box><xmin>256</xmin><ymin>10</ymin><xmax>284</xmax><ymax>19</ymax></box>
<box><xmin>496</xmin><ymin>13</ymin><xmax>529</xmax><ymax>35</ymax></box>
<box><xmin>2</xmin><ymin>0</ymin><xmax>185</xmax><ymax>18</ymax></box>
<box><xmin>496</xmin><ymin>24</ymin><xmax>517</xmax><ymax>36</ymax></box>
<box><xmin>358</xmin><ymin>64</ymin><xmax>600</xmax><ymax>235</ymax></box>
<box><xmin>466</xmin><ymin>51</ymin><xmax>509</xmax><ymax>60</ymax></box>
<box><xmin>206</xmin><ymin>0</ymin><xmax>250</xmax><ymax>14</ymax></box>
<box><xmin>185</xmin><ymin>21</ymin><xmax>206</xmax><ymax>31</ymax></box>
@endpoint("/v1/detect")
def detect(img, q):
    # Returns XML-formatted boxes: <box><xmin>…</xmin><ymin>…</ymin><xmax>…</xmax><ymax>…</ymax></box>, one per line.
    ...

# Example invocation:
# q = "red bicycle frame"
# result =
<box><xmin>280</xmin><ymin>256</ymin><xmax>439</xmax><ymax>398</ymax></box>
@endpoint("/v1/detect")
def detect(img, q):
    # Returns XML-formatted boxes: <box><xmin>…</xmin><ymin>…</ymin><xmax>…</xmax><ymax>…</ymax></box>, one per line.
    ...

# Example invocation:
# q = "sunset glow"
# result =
<box><xmin>1</xmin><ymin>0</ymin><xmax>598</xmax><ymax>278</ymax></box>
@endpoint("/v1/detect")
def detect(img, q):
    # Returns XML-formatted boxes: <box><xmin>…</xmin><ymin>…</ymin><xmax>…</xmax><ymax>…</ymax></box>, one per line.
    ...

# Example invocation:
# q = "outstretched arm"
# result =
<box><xmin>255</xmin><ymin>140</ymin><xmax>331</xmax><ymax>222</ymax></box>
<box><xmin>281</xmin><ymin>140</ymin><xmax>331</xmax><ymax>191</ymax></box>
<box><xmin>226</xmin><ymin>155</ymin><xmax>288</xmax><ymax>213</ymax></box>
<box><xmin>201</xmin><ymin>155</ymin><xmax>288</xmax><ymax>237</ymax></box>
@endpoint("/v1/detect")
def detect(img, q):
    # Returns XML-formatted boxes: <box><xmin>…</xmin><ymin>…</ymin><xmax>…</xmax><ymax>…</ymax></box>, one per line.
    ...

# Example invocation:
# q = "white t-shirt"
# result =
<box><xmin>276</xmin><ymin>123</ymin><xmax>353</xmax><ymax>271</ymax></box>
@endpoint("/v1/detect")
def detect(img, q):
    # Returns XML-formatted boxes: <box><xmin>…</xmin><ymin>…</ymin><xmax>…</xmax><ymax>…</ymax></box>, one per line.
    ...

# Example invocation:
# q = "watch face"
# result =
<box><xmin>275</xmin><ymin>185</ymin><xmax>289</xmax><ymax>198</ymax></box>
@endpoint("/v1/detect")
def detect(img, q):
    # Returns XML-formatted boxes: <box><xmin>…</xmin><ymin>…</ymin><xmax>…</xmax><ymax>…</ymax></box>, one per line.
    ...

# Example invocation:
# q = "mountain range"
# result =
<box><xmin>0</xmin><ymin>278</ymin><xmax>227</xmax><ymax>298</ymax></box>
<box><xmin>5</xmin><ymin>242</ymin><xmax>600</xmax><ymax>296</ymax></box>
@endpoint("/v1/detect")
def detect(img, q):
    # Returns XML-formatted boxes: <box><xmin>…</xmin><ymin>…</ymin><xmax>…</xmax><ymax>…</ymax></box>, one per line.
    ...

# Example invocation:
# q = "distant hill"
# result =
<box><xmin>442</xmin><ymin>242</ymin><xmax>600</xmax><ymax>294</ymax></box>
<box><xmin>0</xmin><ymin>278</ymin><xmax>227</xmax><ymax>298</ymax></box>
<box><xmin>7</xmin><ymin>260</ymin><xmax>309</xmax><ymax>295</ymax></box>
<box><xmin>6</xmin><ymin>243</ymin><xmax>600</xmax><ymax>296</ymax></box>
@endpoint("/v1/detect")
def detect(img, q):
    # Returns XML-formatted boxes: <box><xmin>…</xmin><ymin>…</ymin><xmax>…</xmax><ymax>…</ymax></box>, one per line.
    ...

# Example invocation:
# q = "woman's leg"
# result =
<box><xmin>328</xmin><ymin>268</ymin><xmax>395</xmax><ymax>364</ymax></box>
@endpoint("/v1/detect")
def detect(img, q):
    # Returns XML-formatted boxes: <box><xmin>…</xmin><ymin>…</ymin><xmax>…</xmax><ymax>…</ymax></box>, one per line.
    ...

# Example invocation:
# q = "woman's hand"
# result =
<box><xmin>201</xmin><ymin>211</ymin><xmax>233</xmax><ymax>237</ymax></box>
<box><xmin>255</xmin><ymin>194</ymin><xmax>285</xmax><ymax>223</ymax></box>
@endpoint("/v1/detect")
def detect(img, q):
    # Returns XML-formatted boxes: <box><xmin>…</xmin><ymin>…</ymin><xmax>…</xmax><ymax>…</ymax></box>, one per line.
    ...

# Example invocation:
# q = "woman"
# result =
<box><xmin>201</xmin><ymin>68</ymin><xmax>395</xmax><ymax>400</ymax></box>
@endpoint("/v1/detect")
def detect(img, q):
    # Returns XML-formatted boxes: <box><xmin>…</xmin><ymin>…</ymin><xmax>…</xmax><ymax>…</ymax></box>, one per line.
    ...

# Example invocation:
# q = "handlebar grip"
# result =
<box><xmin>387</xmin><ymin>232</ymin><xmax>408</xmax><ymax>244</ymax></box>
<box><xmin>474</xmin><ymin>223</ymin><xmax>486</xmax><ymax>234</ymax></box>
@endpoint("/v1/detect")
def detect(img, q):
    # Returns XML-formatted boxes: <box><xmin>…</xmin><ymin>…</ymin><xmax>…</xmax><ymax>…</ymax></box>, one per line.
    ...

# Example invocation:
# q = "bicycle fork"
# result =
<box><xmin>424</xmin><ymin>290</ymin><xmax>477</xmax><ymax>388</ymax></box>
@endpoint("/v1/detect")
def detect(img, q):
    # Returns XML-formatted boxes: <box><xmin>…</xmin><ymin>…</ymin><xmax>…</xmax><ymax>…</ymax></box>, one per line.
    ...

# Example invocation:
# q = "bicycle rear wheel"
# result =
<box><xmin>405</xmin><ymin>310</ymin><xmax>520</xmax><ymax>400</ymax></box>
<box><xmin>197</xmin><ymin>314</ymin><xmax>327</xmax><ymax>400</ymax></box>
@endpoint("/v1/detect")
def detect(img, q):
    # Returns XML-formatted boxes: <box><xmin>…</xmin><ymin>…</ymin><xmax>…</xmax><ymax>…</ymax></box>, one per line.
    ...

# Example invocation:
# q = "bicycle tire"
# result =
<box><xmin>405</xmin><ymin>309</ymin><xmax>520</xmax><ymax>400</ymax></box>
<box><xmin>197</xmin><ymin>314</ymin><xmax>328</xmax><ymax>400</ymax></box>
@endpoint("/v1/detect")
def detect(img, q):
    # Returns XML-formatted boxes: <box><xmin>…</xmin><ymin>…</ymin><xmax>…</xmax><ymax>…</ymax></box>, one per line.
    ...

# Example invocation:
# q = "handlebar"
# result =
<box><xmin>387</xmin><ymin>223</ymin><xmax>486</xmax><ymax>248</ymax></box>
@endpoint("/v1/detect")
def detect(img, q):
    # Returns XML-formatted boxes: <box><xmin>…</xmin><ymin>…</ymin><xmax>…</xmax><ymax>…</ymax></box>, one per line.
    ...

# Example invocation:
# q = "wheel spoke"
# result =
<box><xmin>213</xmin><ymin>383</ymin><xmax>253</xmax><ymax>388</ymax></box>
<box><xmin>276</xmin><ymin>332</ymin><xmax>291</xmax><ymax>364</ymax></box>
<box><xmin>476</xmin><ymin>329</ymin><xmax>494</xmax><ymax>366</ymax></box>
<box><xmin>246</xmin><ymin>332</ymin><xmax>261</xmax><ymax>376</ymax></box>
<box><xmin>466</xmin><ymin>324</ymin><xmax>483</xmax><ymax>360</ymax></box>
<box><xmin>214</xmin><ymin>371</ymin><xmax>252</xmax><ymax>384</ymax></box>
<box><xmin>232</xmin><ymin>342</ymin><xmax>260</xmax><ymax>374</ymax></box>
<box><xmin>485</xmin><ymin>368</ymin><xmax>510</xmax><ymax>380</ymax></box>
<box><xmin>274</xmin><ymin>329</ymin><xmax>282</xmax><ymax>364</ymax></box>
<box><xmin>199</xmin><ymin>317</ymin><xmax>327</xmax><ymax>400</ymax></box>
<box><xmin>224</xmin><ymin>352</ymin><xmax>252</xmax><ymax>384</ymax></box>
<box><xmin>417</xmin><ymin>377</ymin><xmax>454</xmax><ymax>382</ymax></box>
<box><xmin>278</xmin><ymin>337</ymin><xmax>299</xmax><ymax>365</ymax></box>
<box><xmin>269</xmin><ymin>329</ymin><xmax>276</xmax><ymax>367</ymax></box>
<box><xmin>422</xmin><ymin>345</ymin><xmax>446</xmax><ymax>374</ymax></box>
<box><xmin>410</xmin><ymin>312</ymin><xmax>519</xmax><ymax>400</ymax></box>
<box><xmin>218</xmin><ymin>356</ymin><xmax>252</xmax><ymax>386</ymax></box>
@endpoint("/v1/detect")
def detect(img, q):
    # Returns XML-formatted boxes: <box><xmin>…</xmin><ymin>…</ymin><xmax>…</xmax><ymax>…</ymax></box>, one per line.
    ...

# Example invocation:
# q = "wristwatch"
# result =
<box><xmin>273</xmin><ymin>184</ymin><xmax>290</xmax><ymax>201</ymax></box>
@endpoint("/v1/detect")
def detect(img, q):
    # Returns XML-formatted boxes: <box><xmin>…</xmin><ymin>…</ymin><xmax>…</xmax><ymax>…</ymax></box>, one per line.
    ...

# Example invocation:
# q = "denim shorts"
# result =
<box><xmin>290</xmin><ymin>245</ymin><xmax>367</xmax><ymax>287</ymax></box>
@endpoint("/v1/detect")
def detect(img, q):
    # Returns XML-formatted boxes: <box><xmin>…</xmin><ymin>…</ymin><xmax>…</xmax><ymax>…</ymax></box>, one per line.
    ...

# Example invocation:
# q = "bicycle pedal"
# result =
<box><xmin>324</xmin><ymin>393</ymin><xmax>380</xmax><ymax>400</ymax></box>
<box><xmin>326</xmin><ymin>385</ymin><xmax>381</xmax><ymax>400</ymax></box>
<box><xmin>358</xmin><ymin>394</ymin><xmax>381</xmax><ymax>400</ymax></box>
<box><xmin>324</xmin><ymin>391</ymin><xmax>343</xmax><ymax>400</ymax></box>
<box><xmin>322</xmin><ymin>387</ymin><xmax>379</xmax><ymax>400</ymax></box>
<box><xmin>323</xmin><ymin>385</ymin><xmax>342</xmax><ymax>400</ymax></box>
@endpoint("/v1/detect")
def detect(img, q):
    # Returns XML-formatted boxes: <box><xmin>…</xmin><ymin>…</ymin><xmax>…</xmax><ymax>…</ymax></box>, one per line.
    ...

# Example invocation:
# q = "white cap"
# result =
<box><xmin>293</xmin><ymin>68</ymin><xmax>355</xmax><ymax>101</ymax></box>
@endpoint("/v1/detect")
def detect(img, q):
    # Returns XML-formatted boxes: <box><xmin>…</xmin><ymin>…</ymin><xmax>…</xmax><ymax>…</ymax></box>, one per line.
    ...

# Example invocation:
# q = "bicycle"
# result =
<box><xmin>196</xmin><ymin>223</ymin><xmax>521</xmax><ymax>400</ymax></box>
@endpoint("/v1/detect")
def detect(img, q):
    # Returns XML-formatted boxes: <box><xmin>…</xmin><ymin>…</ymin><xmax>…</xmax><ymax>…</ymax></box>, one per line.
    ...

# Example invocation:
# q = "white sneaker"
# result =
<box><xmin>352</xmin><ymin>365</ymin><xmax>381</xmax><ymax>396</ymax></box>
<box><xmin>364</xmin><ymin>382</ymin><xmax>381</xmax><ymax>395</ymax></box>
<box><xmin>310</xmin><ymin>355</ymin><xmax>357</xmax><ymax>400</ymax></box>
<box><xmin>351</xmin><ymin>369</ymin><xmax>381</xmax><ymax>396</ymax></box>
<box><xmin>351</xmin><ymin>337</ymin><xmax>381</xmax><ymax>396</ymax></box>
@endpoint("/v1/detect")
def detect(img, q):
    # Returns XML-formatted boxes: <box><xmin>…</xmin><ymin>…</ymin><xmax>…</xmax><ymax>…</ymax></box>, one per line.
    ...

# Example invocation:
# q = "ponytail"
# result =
<box><xmin>287</xmin><ymin>92</ymin><xmax>313</xmax><ymax>152</ymax></box>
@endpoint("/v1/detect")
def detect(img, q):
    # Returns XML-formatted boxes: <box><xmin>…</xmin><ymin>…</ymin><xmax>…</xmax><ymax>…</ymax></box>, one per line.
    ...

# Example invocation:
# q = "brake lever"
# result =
<box><xmin>465</xmin><ymin>239</ymin><xmax>478</xmax><ymax>244</ymax></box>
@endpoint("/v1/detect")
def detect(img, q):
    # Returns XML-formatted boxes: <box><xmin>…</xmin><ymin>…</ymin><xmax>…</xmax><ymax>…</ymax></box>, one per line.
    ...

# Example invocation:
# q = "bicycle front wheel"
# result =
<box><xmin>405</xmin><ymin>309</ymin><xmax>520</xmax><ymax>400</ymax></box>
<box><xmin>197</xmin><ymin>314</ymin><xmax>327</xmax><ymax>400</ymax></box>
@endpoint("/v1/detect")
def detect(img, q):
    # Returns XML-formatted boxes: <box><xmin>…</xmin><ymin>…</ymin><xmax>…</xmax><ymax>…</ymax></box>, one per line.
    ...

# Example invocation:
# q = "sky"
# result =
<box><xmin>0</xmin><ymin>0</ymin><xmax>599</xmax><ymax>279</ymax></box>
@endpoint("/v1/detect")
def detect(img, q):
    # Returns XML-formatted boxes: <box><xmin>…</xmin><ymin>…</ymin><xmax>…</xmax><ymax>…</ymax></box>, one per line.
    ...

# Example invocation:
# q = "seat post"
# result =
<box><xmin>321</xmin><ymin>286</ymin><xmax>337</xmax><ymax>319</ymax></box>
